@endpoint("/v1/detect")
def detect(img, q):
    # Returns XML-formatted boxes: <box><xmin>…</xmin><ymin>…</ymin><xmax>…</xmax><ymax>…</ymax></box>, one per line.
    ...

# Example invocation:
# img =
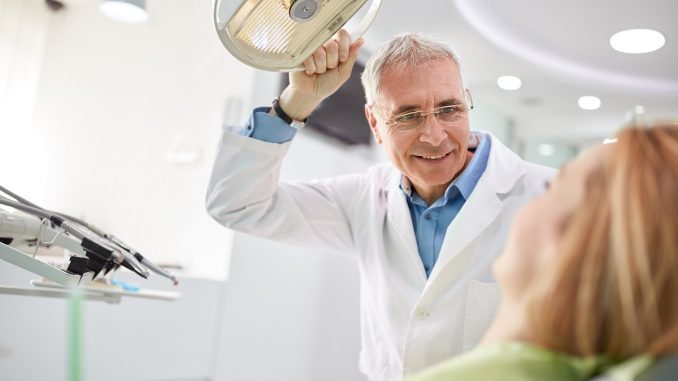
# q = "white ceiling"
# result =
<box><xmin>57</xmin><ymin>0</ymin><xmax>677</xmax><ymax>142</ymax></box>
<box><xmin>360</xmin><ymin>0</ymin><xmax>678</xmax><ymax>141</ymax></box>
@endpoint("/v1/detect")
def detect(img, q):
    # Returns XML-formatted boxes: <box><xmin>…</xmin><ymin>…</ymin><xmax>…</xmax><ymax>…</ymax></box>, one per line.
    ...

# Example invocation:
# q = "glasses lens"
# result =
<box><xmin>436</xmin><ymin>105</ymin><xmax>466</xmax><ymax>123</ymax></box>
<box><xmin>388</xmin><ymin>104</ymin><xmax>470</xmax><ymax>132</ymax></box>
<box><xmin>393</xmin><ymin>112</ymin><xmax>424</xmax><ymax>131</ymax></box>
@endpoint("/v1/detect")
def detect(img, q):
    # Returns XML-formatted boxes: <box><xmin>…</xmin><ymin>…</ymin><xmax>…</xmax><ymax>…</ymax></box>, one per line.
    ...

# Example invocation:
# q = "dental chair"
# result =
<box><xmin>636</xmin><ymin>355</ymin><xmax>678</xmax><ymax>381</ymax></box>
<box><xmin>591</xmin><ymin>354</ymin><xmax>678</xmax><ymax>381</ymax></box>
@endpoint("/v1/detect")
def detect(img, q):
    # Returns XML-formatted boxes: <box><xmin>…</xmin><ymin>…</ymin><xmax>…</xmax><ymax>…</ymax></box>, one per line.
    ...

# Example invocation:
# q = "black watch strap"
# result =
<box><xmin>272</xmin><ymin>97</ymin><xmax>307</xmax><ymax>126</ymax></box>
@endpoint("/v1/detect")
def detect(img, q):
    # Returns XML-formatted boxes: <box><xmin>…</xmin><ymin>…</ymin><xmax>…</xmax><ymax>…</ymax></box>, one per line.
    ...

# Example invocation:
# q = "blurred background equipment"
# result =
<box><xmin>0</xmin><ymin>185</ymin><xmax>179</xmax><ymax>303</ymax></box>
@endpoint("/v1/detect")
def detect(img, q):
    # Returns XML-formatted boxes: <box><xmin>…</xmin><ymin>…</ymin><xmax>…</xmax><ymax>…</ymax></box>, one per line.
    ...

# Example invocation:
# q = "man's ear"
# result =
<box><xmin>365</xmin><ymin>104</ymin><xmax>383</xmax><ymax>144</ymax></box>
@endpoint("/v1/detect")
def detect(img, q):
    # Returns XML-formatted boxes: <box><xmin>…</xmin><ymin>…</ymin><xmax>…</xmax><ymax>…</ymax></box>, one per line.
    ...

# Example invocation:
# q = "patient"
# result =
<box><xmin>407</xmin><ymin>122</ymin><xmax>678</xmax><ymax>381</ymax></box>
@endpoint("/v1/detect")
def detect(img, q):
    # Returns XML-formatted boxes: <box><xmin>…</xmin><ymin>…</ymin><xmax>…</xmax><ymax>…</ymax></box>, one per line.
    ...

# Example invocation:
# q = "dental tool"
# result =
<box><xmin>0</xmin><ymin>197</ymin><xmax>148</xmax><ymax>279</ymax></box>
<box><xmin>0</xmin><ymin>185</ymin><xmax>176</xmax><ymax>284</ymax></box>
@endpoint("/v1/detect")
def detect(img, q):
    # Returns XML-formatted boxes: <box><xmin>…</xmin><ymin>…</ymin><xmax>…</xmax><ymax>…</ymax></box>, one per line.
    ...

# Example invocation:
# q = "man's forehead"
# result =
<box><xmin>377</xmin><ymin>59</ymin><xmax>465</xmax><ymax>110</ymax></box>
<box><xmin>379</xmin><ymin>86</ymin><xmax>466</xmax><ymax>113</ymax></box>
<box><xmin>381</xmin><ymin>56</ymin><xmax>460</xmax><ymax>78</ymax></box>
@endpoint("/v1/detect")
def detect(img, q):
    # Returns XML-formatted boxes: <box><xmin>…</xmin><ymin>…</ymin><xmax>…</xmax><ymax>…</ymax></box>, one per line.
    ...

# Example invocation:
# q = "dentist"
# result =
<box><xmin>206</xmin><ymin>31</ymin><xmax>554</xmax><ymax>380</ymax></box>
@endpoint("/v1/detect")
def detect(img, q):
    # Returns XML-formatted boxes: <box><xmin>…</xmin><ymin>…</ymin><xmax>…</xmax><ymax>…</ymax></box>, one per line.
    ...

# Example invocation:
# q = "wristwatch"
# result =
<box><xmin>272</xmin><ymin>97</ymin><xmax>306</xmax><ymax>129</ymax></box>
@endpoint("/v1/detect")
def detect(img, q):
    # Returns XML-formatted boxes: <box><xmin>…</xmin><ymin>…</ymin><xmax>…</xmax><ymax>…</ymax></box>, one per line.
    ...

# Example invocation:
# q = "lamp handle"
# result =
<box><xmin>347</xmin><ymin>0</ymin><xmax>381</xmax><ymax>42</ymax></box>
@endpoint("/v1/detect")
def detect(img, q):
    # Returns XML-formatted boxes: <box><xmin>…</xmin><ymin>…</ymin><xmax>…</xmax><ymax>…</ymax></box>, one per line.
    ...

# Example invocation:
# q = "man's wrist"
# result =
<box><xmin>276</xmin><ymin>87</ymin><xmax>322</xmax><ymax>121</ymax></box>
<box><xmin>272</xmin><ymin>97</ymin><xmax>306</xmax><ymax>129</ymax></box>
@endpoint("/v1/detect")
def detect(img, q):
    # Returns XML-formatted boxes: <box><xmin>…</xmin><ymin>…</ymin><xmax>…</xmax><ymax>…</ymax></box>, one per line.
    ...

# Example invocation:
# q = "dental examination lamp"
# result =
<box><xmin>213</xmin><ymin>0</ymin><xmax>381</xmax><ymax>71</ymax></box>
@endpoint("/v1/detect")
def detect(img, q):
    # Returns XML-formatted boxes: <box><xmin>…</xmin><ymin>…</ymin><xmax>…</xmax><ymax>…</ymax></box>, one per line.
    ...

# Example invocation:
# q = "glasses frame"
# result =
<box><xmin>377</xmin><ymin>89</ymin><xmax>474</xmax><ymax>133</ymax></box>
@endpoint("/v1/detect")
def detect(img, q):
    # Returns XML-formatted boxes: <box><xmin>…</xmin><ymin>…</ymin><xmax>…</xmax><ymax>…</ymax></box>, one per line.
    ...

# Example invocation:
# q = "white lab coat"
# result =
<box><xmin>206</xmin><ymin>130</ymin><xmax>555</xmax><ymax>380</ymax></box>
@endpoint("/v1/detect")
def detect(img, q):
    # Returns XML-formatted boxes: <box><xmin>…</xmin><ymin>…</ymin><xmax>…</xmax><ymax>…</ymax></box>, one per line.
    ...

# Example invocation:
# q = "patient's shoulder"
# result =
<box><xmin>405</xmin><ymin>342</ymin><xmax>605</xmax><ymax>381</ymax></box>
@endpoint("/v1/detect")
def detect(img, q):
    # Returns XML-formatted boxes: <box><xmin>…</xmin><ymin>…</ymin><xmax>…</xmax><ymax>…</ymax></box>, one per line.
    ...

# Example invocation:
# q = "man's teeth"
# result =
<box><xmin>420</xmin><ymin>153</ymin><xmax>448</xmax><ymax>160</ymax></box>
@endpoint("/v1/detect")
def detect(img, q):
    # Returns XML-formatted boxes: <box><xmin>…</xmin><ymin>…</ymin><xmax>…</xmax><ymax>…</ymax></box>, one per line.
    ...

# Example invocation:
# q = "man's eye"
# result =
<box><xmin>437</xmin><ymin>106</ymin><xmax>457</xmax><ymax>114</ymax></box>
<box><xmin>396</xmin><ymin>113</ymin><xmax>421</xmax><ymax>122</ymax></box>
<box><xmin>544</xmin><ymin>181</ymin><xmax>551</xmax><ymax>190</ymax></box>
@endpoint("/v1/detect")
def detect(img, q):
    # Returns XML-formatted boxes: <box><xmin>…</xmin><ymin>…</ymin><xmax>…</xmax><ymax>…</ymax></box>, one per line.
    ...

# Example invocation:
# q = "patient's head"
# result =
<box><xmin>495</xmin><ymin>142</ymin><xmax>607</xmax><ymax>299</ymax></box>
<box><xmin>495</xmin><ymin>122</ymin><xmax>678</xmax><ymax>357</ymax></box>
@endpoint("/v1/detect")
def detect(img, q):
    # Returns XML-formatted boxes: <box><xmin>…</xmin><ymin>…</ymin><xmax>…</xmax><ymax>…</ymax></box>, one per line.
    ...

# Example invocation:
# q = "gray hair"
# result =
<box><xmin>360</xmin><ymin>33</ymin><xmax>467</xmax><ymax>105</ymax></box>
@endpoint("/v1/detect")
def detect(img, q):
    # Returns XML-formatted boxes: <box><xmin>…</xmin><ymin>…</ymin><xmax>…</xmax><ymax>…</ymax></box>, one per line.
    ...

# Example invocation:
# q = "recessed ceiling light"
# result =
<box><xmin>537</xmin><ymin>144</ymin><xmax>555</xmax><ymax>157</ymax></box>
<box><xmin>99</xmin><ymin>0</ymin><xmax>148</xmax><ymax>24</ymax></box>
<box><xmin>634</xmin><ymin>105</ymin><xmax>645</xmax><ymax>114</ymax></box>
<box><xmin>610</xmin><ymin>29</ymin><xmax>665</xmax><ymax>54</ymax></box>
<box><xmin>497</xmin><ymin>75</ymin><xmax>522</xmax><ymax>91</ymax></box>
<box><xmin>578</xmin><ymin>96</ymin><xmax>601</xmax><ymax>111</ymax></box>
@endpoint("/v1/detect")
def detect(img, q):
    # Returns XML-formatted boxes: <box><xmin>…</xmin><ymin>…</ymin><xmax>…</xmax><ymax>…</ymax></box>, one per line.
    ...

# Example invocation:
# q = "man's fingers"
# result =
<box><xmin>324</xmin><ymin>40</ymin><xmax>340</xmax><ymax>70</ymax></box>
<box><xmin>313</xmin><ymin>48</ymin><xmax>327</xmax><ymax>74</ymax></box>
<box><xmin>341</xmin><ymin>38</ymin><xmax>364</xmax><ymax>72</ymax></box>
<box><xmin>302</xmin><ymin>30</ymin><xmax>357</xmax><ymax>76</ymax></box>
<box><xmin>336</xmin><ymin>29</ymin><xmax>350</xmax><ymax>62</ymax></box>
<box><xmin>303</xmin><ymin>56</ymin><xmax>317</xmax><ymax>75</ymax></box>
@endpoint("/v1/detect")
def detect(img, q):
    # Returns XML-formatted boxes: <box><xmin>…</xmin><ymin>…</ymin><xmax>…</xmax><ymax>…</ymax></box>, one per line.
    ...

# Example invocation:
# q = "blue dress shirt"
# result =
<box><xmin>240</xmin><ymin>107</ymin><xmax>298</xmax><ymax>142</ymax></box>
<box><xmin>241</xmin><ymin>108</ymin><xmax>491</xmax><ymax>277</ymax></box>
<box><xmin>401</xmin><ymin>135</ymin><xmax>491</xmax><ymax>277</ymax></box>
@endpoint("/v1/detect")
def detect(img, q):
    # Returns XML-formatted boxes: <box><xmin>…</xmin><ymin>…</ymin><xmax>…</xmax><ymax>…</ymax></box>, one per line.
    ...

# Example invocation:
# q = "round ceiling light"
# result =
<box><xmin>578</xmin><ymin>96</ymin><xmax>601</xmax><ymax>111</ymax></box>
<box><xmin>497</xmin><ymin>75</ymin><xmax>522</xmax><ymax>91</ymax></box>
<box><xmin>99</xmin><ymin>0</ymin><xmax>148</xmax><ymax>24</ymax></box>
<box><xmin>610</xmin><ymin>29</ymin><xmax>665</xmax><ymax>54</ymax></box>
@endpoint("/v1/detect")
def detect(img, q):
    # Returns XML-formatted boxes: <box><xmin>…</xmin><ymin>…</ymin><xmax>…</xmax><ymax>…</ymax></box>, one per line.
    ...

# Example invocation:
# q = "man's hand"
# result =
<box><xmin>275</xmin><ymin>29</ymin><xmax>365</xmax><ymax>121</ymax></box>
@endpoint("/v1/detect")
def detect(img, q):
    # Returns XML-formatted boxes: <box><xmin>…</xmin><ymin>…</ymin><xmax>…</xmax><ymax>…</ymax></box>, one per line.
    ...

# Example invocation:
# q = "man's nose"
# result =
<box><xmin>418</xmin><ymin>116</ymin><xmax>447</xmax><ymax>146</ymax></box>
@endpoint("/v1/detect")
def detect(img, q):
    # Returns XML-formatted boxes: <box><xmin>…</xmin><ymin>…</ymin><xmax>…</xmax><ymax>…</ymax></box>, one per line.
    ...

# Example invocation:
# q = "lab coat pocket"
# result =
<box><xmin>462</xmin><ymin>279</ymin><xmax>501</xmax><ymax>351</ymax></box>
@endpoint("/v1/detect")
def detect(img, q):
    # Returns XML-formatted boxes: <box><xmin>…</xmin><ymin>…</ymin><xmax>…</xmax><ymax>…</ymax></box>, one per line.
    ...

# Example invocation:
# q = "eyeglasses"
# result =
<box><xmin>384</xmin><ymin>102</ymin><xmax>473</xmax><ymax>133</ymax></box>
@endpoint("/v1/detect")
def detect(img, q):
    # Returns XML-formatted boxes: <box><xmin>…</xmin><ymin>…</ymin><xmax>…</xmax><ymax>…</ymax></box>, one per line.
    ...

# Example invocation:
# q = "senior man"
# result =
<box><xmin>206</xmin><ymin>31</ymin><xmax>554</xmax><ymax>380</ymax></box>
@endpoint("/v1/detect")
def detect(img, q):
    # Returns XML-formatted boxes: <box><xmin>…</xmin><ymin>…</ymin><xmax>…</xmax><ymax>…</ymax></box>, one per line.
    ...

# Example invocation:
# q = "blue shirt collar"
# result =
<box><xmin>399</xmin><ymin>132</ymin><xmax>491</xmax><ymax>206</ymax></box>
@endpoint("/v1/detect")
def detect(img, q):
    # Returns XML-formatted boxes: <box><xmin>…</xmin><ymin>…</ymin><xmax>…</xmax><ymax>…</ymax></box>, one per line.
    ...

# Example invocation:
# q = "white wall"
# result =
<box><xmin>0</xmin><ymin>261</ymin><xmax>222</xmax><ymax>381</ymax></box>
<box><xmin>1</xmin><ymin>0</ymin><xmax>51</xmax><ymax>202</ymax></box>
<box><xmin>522</xmin><ymin>139</ymin><xmax>579</xmax><ymax>169</ymax></box>
<box><xmin>0</xmin><ymin>0</ymin><xmax>49</xmax><ymax>131</ymax></box>
<box><xmin>213</xmin><ymin>232</ymin><xmax>363</xmax><ymax>381</ymax></box>
<box><xmin>469</xmin><ymin>98</ymin><xmax>511</xmax><ymax>145</ymax></box>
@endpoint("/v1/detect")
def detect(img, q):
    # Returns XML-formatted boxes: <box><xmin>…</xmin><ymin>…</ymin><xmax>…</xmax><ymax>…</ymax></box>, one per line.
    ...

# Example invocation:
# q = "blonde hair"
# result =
<box><xmin>529</xmin><ymin>122</ymin><xmax>678</xmax><ymax>358</ymax></box>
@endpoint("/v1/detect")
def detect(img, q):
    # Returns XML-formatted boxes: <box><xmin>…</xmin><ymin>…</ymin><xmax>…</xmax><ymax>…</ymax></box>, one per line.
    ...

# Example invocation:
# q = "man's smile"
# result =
<box><xmin>412</xmin><ymin>150</ymin><xmax>454</xmax><ymax>161</ymax></box>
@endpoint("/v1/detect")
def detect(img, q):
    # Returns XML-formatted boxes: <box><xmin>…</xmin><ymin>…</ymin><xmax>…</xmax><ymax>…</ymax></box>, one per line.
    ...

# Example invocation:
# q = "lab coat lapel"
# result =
<box><xmin>385</xmin><ymin>176</ymin><xmax>425</xmax><ymax>280</ymax></box>
<box><xmin>429</xmin><ymin>184</ymin><xmax>503</xmax><ymax>282</ymax></box>
<box><xmin>428</xmin><ymin>134</ymin><xmax>525</xmax><ymax>283</ymax></box>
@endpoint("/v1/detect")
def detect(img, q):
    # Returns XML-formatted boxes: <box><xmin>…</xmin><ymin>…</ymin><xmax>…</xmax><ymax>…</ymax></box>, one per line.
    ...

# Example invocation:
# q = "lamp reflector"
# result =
<box><xmin>214</xmin><ymin>0</ymin><xmax>381</xmax><ymax>71</ymax></box>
